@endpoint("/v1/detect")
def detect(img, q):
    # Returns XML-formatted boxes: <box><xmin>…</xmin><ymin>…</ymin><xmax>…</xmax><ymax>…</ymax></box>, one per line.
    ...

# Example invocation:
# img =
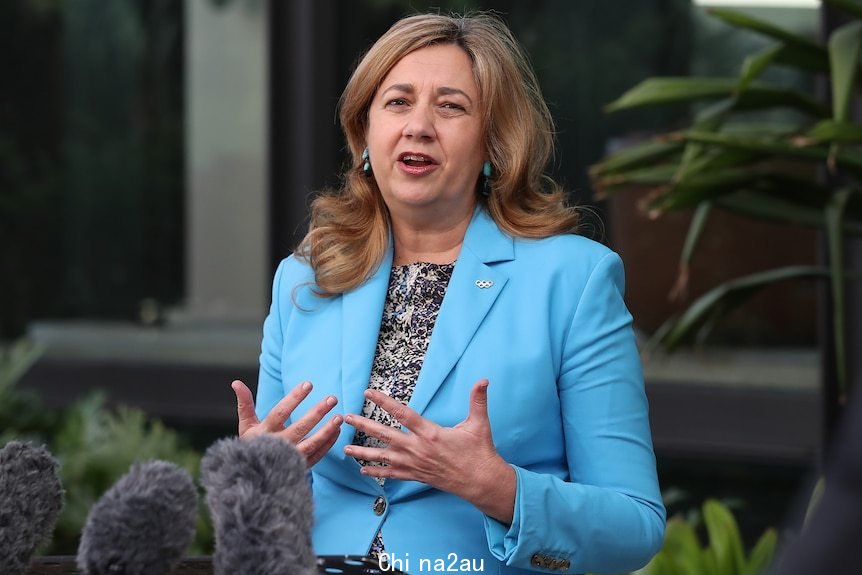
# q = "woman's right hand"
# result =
<box><xmin>232</xmin><ymin>379</ymin><xmax>343</xmax><ymax>467</ymax></box>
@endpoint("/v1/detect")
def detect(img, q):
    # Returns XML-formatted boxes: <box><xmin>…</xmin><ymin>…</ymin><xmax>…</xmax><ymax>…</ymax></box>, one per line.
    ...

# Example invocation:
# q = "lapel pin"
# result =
<box><xmin>475</xmin><ymin>279</ymin><xmax>494</xmax><ymax>289</ymax></box>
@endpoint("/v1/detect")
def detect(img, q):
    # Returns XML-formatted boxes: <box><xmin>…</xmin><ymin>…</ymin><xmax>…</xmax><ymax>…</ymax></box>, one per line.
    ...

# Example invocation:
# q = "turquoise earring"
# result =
<box><xmin>481</xmin><ymin>161</ymin><xmax>493</xmax><ymax>197</ymax></box>
<box><xmin>362</xmin><ymin>148</ymin><xmax>372</xmax><ymax>177</ymax></box>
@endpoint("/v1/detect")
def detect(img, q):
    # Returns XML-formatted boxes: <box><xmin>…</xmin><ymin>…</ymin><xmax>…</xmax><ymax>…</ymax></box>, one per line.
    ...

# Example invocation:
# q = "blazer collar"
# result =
<box><xmin>460</xmin><ymin>205</ymin><xmax>516</xmax><ymax>265</ymax></box>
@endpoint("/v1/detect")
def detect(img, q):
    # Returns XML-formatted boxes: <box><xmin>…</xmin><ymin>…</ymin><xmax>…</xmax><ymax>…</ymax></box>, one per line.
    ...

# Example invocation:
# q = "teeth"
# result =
<box><xmin>403</xmin><ymin>155</ymin><xmax>429</xmax><ymax>162</ymax></box>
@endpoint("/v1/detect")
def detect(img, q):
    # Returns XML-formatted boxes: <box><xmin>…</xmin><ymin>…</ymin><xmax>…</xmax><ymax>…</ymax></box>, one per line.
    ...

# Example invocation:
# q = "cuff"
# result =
<box><xmin>483</xmin><ymin>464</ymin><xmax>522</xmax><ymax>561</ymax></box>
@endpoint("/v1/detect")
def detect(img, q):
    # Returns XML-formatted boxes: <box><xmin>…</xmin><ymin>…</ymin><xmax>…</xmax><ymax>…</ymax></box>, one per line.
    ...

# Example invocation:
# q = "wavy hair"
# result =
<box><xmin>296</xmin><ymin>13</ymin><xmax>580</xmax><ymax>296</ymax></box>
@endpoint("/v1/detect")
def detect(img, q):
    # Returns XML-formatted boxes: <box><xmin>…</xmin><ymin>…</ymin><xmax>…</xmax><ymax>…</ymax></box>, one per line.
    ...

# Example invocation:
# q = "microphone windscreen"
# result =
<box><xmin>201</xmin><ymin>435</ymin><xmax>315</xmax><ymax>575</ymax></box>
<box><xmin>76</xmin><ymin>460</ymin><xmax>197</xmax><ymax>575</ymax></box>
<box><xmin>0</xmin><ymin>441</ymin><xmax>65</xmax><ymax>575</ymax></box>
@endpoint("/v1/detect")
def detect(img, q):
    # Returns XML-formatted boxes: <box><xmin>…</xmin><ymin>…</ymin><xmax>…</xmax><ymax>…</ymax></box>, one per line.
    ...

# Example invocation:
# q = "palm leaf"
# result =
<box><xmin>589</xmin><ymin>139</ymin><xmax>682</xmax><ymax>177</ymax></box>
<box><xmin>658</xmin><ymin>266</ymin><xmax>829</xmax><ymax>351</ymax></box>
<box><xmin>681</xmin><ymin>202</ymin><xmax>712</xmax><ymax>268</ymax></box>
<box><xmin>743</xmin><ymin>528</ymin><xmax>778</xmax><ymax>575</ymax></box>
<box><xmin>801</xmin><ymin>120</ymin><xmax>862</xmax><ymax>144</ymax></box>
<box><xmin>674</xmin><ymin>100</ymin><xmax>736</xmax><ymax>186</ymax></box>
<box><xmin>663</xmin><ymin>518</ymin><xmax>706</xmax><ymax>575</ymax></box>
<box><xmin>737</xmin><ymin>45</ymin><xmax>785</xmax><ymax>96</ymax></box>
<box><xmin>718</xmin><ymin>191</ymin><xmax>862</xmax><ymax>234</ymax></box>
<box><xmin>669</xmin><ymin>203</ymin><xmax>713</xmax><ymax>302</ymax></box>
<box><xmin>829</xmin><ymin>21</ymin><xmax>862</xmax><ymax>123</ymax></box>
<box><xmin>676</xmin><ymin>145</ymin><xmax>764</xmax><ymax>183</ymax></box>
<box><xmin>703</xmin><ymin>499</ymin><xmax>746</xmax><ymax>575</ymax></box>
<box><xmin>683</xmin><ymin>131</ymin><xmax>862</xmax><ymax>176</ymax></box>
<box><xmin>592</xmin><ymin>165</ymin><xmax>678</xmax><ymax>197</ymax></box>
<box><xmin>605</xmin><ymin>78</ymin><xmax>828</xmax><ymax>117</ymax></box>
<box><xmin>646</xmin><ymin>168</ymin><xmax>825</xmax><ymax>216</ymax></box>
<box><xmin>825</xmin><ymin>188</ymin><xmax>854</xmax><ymax>399</ymax></box>
<box><xmin>708</xmin><ymin>8</ymin><xmax>826</xmax><ymax>56</ymax></box>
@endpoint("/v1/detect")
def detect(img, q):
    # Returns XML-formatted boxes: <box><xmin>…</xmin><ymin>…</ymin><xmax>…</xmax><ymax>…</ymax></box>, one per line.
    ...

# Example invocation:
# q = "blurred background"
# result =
<box><xmin>1</xmin><ymin>0</ymin><xmax>854</xmax><ymax>566</ymax></box>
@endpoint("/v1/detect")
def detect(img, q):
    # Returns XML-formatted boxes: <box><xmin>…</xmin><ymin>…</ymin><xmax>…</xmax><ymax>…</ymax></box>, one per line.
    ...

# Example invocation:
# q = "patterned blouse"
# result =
<box><xmin>352</xmin><ymin>261</ymin><xmax>455</xmax><ymax>560</ymax></box>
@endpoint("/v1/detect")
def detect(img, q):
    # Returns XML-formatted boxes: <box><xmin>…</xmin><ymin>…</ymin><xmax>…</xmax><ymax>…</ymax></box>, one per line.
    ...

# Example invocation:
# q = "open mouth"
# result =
<box><xmin>398</xmin><ymin>153</ymin><xmax>436</xmax><ymax>167</ymax></box>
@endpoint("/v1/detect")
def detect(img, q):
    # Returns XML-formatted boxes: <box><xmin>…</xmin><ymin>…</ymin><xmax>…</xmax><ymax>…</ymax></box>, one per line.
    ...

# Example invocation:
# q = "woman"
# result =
<box><xmin>232</xmin><ymin>13</ymin><xmax>665</xmax><ymax>574</ymax></box>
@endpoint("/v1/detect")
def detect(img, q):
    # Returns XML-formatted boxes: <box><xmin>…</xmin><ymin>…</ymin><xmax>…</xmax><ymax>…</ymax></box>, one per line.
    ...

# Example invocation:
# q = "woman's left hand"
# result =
<box><xmin>343</xmin><ymin>379</ymin><xmax>516</xmax><ymax>524</ymax></box>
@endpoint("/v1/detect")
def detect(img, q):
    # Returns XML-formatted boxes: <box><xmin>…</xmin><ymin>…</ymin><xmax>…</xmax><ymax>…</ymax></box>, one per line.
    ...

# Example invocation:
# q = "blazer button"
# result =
<box><xmin>373</xmin><ymin>496</ymin><xmax>387</xmax><ymax>516</ymax></box>
<box><xmin>531</xmin><ymin>554</ymin><xmax>543</xmax><ymax>567</ymax></box>
<box><xmin>560</xmin><ymin>559</ymin><xmax>571</xmax><ymax>570</ymax></box>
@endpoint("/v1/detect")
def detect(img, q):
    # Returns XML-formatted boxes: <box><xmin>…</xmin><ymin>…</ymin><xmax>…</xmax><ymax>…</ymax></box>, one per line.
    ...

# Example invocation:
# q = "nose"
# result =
<box><xmin>402</xmin><ymin>106</ymin><xmax>435</xmax><ymax>140</ymax></box>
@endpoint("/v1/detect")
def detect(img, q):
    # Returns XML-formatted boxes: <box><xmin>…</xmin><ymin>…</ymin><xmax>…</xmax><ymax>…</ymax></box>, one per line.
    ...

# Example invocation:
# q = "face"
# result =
<box><xmin>366</xmin><ymin>43</ymin><xmax>485</xmax><ymax>226</ymax></box>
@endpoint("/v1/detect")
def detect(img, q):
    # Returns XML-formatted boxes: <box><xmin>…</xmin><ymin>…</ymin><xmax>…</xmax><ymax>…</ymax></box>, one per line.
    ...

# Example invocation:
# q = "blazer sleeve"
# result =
<box><xmin>483</xmin><ymin>252</ymin><xmax>666</xmax><ymax>574</ymax></box>
<box><xmin>256</xmin><ymin>258</ymin><xmax>289</xmax><ymax>421</ymax></box>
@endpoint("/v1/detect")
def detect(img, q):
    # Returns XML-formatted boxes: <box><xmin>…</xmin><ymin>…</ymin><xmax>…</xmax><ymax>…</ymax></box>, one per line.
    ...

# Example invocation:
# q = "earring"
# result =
<box><xmin>362</xmin><ymin>148</ymin><xmax>372</xmax><ymax>177</ymax></box>
<box><xmin>481</xmin><ymin>161</ymin><xmax>493</xmax><ymax>197</ymax></box>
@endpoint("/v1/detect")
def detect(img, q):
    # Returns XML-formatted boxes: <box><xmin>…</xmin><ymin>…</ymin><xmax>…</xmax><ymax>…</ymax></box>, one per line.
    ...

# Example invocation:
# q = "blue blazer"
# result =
<box><xmin>256</xmin><ymin>208</ymin><xmax>665</xmax><ymax>574</ymax></box>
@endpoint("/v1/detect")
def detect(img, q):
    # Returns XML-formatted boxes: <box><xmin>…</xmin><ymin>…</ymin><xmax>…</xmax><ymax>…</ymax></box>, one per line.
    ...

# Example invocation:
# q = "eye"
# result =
<box><xmin>441</xmin><ymin>102</ymin><xmax>465</xmax><ymax>111</ymax></box>
<box><xmin>386</xmin><ymin>98</ymin><xmax>408</xmax><ymax>107</ymax></box>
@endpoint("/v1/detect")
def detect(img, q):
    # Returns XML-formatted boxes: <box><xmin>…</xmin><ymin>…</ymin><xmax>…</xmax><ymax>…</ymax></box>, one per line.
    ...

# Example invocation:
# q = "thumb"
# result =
<box><xmin>232</xmin><ymin>380</ymin><xmax>260</xmax><ymax>435</ymax></box>
<box><xmin>466</xmin><ymin>379</ymin><xmax>491</xmax><ymax>428</ymax></box>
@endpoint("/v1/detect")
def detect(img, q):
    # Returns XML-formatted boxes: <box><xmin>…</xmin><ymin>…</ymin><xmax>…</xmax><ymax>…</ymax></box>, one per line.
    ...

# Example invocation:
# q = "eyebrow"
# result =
<box><xmin>382</xmin><ymin>83</ymin><xmax>474</xmax><ymax>105</ymax></box>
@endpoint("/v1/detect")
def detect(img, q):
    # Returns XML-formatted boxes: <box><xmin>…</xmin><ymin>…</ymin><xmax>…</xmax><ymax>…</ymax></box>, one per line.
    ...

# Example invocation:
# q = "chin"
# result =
<box><xmin>385</xmin><ymin>189</ymin><xmax>442</xmax><ymax>207</ymax></box>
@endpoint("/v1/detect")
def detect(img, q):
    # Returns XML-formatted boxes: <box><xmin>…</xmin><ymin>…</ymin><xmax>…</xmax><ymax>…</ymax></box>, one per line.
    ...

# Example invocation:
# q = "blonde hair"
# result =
<box><xmin>296</xmin><ymin>13</ymin><xmax>580</xmax><ymax>296</ymax></box>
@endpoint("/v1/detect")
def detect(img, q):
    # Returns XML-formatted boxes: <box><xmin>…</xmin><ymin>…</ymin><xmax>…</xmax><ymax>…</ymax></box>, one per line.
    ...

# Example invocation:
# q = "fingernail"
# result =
<box><xmin>333</xmin><ymin>415</ymin><xmax>343</xmax><ymax>425</ymax></box>
<box><xmin>343</xmin><ymin>446</ymin><xmax>353</xmax><ymax>455</ymax></box>
<box><xmin>301</xmin><ymin>381</ymin><xmax>312</xmax><ymax>391</ymax></box>
<box><xmin>327</xmin><ymin>396</ymin><xmax>337</xmax><ymax>406</ymax></box>
<box><xmin>345</xmin><ymin>415</ymin><xmax>354</xmax><ymax>424</ymax></box>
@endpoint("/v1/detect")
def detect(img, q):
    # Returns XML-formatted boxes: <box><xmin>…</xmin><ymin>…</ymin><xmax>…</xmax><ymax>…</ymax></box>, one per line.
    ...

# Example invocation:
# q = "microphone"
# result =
<box><xmin>76</xmin><ymin>460</ymin><xmax>197</xmax><ymax>575</ymax></box>
<box><xmin>0</xmin><ymin>441</ymin><xmax>65</xmax><ymax>575</ymax></box>
<box><xmin>201</xmin><ymin>435</ymin><xmax>315</xmax><ymax>575</ymax></box>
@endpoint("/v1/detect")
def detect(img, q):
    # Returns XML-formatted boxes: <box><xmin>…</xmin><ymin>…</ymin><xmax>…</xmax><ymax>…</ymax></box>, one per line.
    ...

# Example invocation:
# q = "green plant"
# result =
<box><xmin>634</xmin><ymin>499</ymin><xmax>777</xmax><ymax>575</ymax></box>
<box><xmin>0</xmin><ymin>338</ymin><xmax>44</xmax><ymax>390</ymax></box>
<box><xmin>46</xmin><ymin>393</ymin><xmax>213</xmax><ymax>554</ymax></box>
<box><xmin>0</xmin><ymin>347</ymin><xmax>214</xmax><ymax>555</ymax></box>
<box><xmin>590</xmin><ymin>1</ymin><xmax>862</xmax><ymax>403</ymax></box>
<box><xmin>0</xmin><ymin>338</ymin><xmax>56</xmax><ymax>445</ymax></box>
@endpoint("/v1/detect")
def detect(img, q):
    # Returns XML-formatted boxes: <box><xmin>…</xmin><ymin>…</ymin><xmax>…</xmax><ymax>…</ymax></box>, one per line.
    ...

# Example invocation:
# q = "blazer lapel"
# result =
<box><xmin>334</xmin><ymin>242</ymin><xmax>393</xmax><ymax>488</ymax></box>
<box><xmin>407</xmin><ymin>209</ymin><xmax>514</xmax><ymax>416</ymax></box>
<box><xmin>341</xmin><ymin>243</ymin><xmax>393</xmax><ymax>421</ymax></box>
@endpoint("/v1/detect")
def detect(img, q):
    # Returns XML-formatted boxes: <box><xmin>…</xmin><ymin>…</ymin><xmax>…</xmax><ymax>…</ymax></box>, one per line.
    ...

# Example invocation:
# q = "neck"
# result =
<box><xmin>390</xmin><ymin>208</ymin><xmax>473</xmax><ymax>266</ymax></box>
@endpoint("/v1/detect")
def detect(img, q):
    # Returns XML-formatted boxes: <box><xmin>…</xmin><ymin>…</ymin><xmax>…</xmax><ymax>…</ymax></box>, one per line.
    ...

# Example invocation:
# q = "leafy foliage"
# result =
<box><xmin>633</xmin><ymin>499</ymin><xmax>777</xmax><ymax>575</ymax></box>
<box><xmin>0</xmin><ymin>340</ymin><xmax>214</xmax><ymax>555</ymax></box>
<box><xmin>0</xmin><ymin>340</ymin><xmax>56</xmax><ymax>443</ymax></box>
<box><xmin>49</xmin><ymin>394</ymin><xmax>213</xmax><ymax>554</ymax></box>
<box><xmin>591</xmin><ymin>1</ymin><xmax>862</xmax><ymax>399</ymax></box>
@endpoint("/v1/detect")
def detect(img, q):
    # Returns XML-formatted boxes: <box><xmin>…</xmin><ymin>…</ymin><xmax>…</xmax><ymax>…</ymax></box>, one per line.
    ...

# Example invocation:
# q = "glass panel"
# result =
<box><xmin>0</xmin><ymin>0</ymin><xmax>184</xmax><ymax>337</ymax></box>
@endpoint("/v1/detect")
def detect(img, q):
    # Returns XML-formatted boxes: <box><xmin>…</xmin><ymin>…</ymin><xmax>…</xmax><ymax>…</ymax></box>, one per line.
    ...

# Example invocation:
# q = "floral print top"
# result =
<box><xmin>352</xmin><ymin>261</ymin><xmax>454</xmax><ymax>559</ymax></box>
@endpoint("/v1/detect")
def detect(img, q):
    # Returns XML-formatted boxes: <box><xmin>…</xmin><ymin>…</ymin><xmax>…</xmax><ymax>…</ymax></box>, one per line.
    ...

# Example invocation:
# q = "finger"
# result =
<box><xmin>298</xmin><ymin>415</ymin><xmax>343</xmax><ymax>465</ymax></box>
<box><xmin>359</xmin><ymin>464</ymin><xmax>405</xmax><ymax>481</ymax></box>
<box><xmin>343</xmin><ymin>444</ymin><xmax>392</xmax><ymax>466</ymax></box>
<box><xmin>232</xmin><ymin>380</ymin><xmax>259</xmax><ymax>435</ymax></box>
<box><xmin>363</xmin><ymin>389</ymin><xmax>427</xmax><ymax>433</ymax></box>
<box><xmin>344</xmin><ymin>414</ymin><xmax>400</xmax><ymax>446</ymax></box>
<box><xmin>285</xmin><ymin>394</ymin><xmax>339</xmax><ymax>443</ymax></box>
<box><xmin>261</xmin><ymin>381</ymin><xmax>313</xmax><ymax>432</ymax></box>
<box><xmin>466</xmin><ymin>379</ymin><xmax>491</xmax><ymax>426</ymax></box>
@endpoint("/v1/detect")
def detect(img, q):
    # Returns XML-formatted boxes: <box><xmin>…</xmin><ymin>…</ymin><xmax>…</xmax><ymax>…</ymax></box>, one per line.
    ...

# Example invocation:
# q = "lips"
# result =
<box><xmin>397</xmin><ymin>152</ymin><xmax>438</xmax><ymax>176</ymax></box>
<box><xmin>398</xmin><ymin>152</ymin><xmax>437</xmax><ymax>166</ymax></box>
